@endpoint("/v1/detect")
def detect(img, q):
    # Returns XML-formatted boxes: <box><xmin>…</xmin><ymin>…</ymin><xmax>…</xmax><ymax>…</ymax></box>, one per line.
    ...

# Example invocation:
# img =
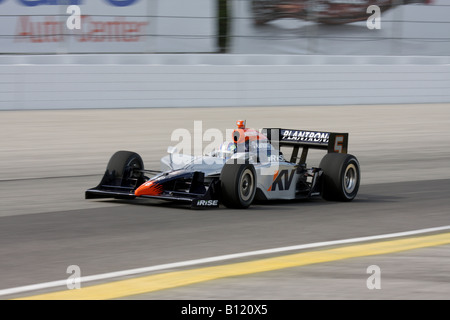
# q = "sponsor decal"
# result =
<box><xmin>268</xmin><ymin>169</ymin><xmax>295</xmax><ymax>192</ymax></box>
<box><xmin>195</xmin><ymin>199</ymin><xmax>219</xmax><ymax>207</ymax></box>
<box><xmin>269</xmin><ymin>154</ymin><xmax>284</xmax><ymax>162</ymax></box>
<box><xmin>281</xmin><ymin>130</ymin><xmax>330</xmax><ymax>144</ymax></box>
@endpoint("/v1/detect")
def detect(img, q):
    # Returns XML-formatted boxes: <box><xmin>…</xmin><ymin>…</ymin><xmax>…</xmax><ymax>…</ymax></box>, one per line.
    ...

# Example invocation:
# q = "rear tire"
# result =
<box><xmin>220</xmin><ymin>162</ymin><xmax>257</xmax><ymax>209</ymax></box>
<box><xmin>320</xmin><ymin>153</ymin><xmax>360</xmax><ymax>201</ymax></box>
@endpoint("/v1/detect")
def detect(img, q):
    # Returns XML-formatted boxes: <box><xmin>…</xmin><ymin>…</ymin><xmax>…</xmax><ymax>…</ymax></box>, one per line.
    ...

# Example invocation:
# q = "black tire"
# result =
<box><xmin>319</xmin><ymin>153</ymin><xmax>360</xmax><ymax>202</ymax></box>
<box><xmin>103</xmin><ymin>150</ymin><xmax>144</xmax><ymax>187</ymax></box>
<box><xmin>220</xmin><ymin>162</ymin><xmax>257</xmax><ymax>209</ymax></box>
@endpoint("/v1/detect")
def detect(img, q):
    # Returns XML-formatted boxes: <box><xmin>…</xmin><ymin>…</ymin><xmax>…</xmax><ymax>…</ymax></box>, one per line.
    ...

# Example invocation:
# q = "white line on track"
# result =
<box><xmin>1</xmin><ymin>225</ymin><xmax>449</xmax><ymax>297</ymax></box>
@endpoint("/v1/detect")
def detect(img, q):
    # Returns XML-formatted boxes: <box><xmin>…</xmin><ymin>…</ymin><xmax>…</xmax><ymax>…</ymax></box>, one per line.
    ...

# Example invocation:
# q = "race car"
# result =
<box><xmin>252</xmin><ymin>0</ymin><xmax>432</xmax><ymax>25</ymax></box>
<box><xmin>85</xmin><ymin>120</ymin><xmax>360</xmax><ymax>209</ymax></box>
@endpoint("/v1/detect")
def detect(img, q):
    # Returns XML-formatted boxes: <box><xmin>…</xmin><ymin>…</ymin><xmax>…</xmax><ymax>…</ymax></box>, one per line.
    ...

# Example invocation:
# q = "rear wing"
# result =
<box><xmin>262</xmin><ymin>128</ymin><xmax>349</xmax><ymax>164</ymax></box>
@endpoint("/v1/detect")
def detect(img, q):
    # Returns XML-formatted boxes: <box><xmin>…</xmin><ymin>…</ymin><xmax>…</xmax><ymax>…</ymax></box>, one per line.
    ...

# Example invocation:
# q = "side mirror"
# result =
<box><xmin>167</xmin><ymin>146</ymin><xmax>178</xmax><ymax>154</ymax></box>
<box><xmin>167</xmin><ymin>146</ymin><xmax>178</xmax><ymax>166</ymax></box>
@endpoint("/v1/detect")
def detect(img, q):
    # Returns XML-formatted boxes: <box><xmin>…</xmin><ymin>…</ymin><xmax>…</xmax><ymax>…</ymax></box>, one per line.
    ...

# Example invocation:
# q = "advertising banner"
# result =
<box><xmin>0</xmin><ymin>0</ymin><xmax>217</xmax><ymax>53</ymax></box>
<box><xmin>230</xmin><ymin>0</ymin><xmax>450</xmax><ymax>55</ymax></box>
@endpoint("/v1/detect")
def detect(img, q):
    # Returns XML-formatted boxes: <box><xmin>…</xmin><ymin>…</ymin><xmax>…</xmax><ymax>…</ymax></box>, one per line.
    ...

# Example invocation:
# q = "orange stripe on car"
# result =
<box><xmin>134</xmin><ymin>181</ymin><xmax>163</xmax><ymax>197</ymax></box>
<box><xmin>267</xmin><ymin>170</ymin><xmax>279</xmax><ymax>191</ymax></box>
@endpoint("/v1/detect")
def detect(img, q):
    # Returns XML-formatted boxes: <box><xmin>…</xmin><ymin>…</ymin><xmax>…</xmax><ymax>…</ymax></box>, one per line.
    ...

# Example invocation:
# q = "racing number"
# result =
<box><xmin>334</xmin><ymin>135</ymin><xmax>344</xmax><ymax>153</ymax></box>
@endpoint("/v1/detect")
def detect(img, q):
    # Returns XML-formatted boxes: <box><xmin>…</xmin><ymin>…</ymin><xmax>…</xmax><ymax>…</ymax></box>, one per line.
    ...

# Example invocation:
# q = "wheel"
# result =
<box><xmin>319</xmin><ymin>153</ymin><xmax>360</xmax><ymax>201</ymax></box>
<box><xmin>103</xmin><ymin>150</ymin><xmax>144</xmax><ymax>188</ymax></box>
<box><xmin>220</xmin><ymin>162</ymin><xmax>257</xmax><ymax>209</ymax></box>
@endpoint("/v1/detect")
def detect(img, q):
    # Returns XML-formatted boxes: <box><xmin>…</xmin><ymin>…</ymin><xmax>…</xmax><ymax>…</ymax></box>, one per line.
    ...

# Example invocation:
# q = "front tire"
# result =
<box><xmin>103</xmin><ymin>150</ymin><xmax>144</xmax><ymax>188</ymax></box>
<box><xmin>220</xmin><ymin>162</ymin><xmax>257</xmax><ymax>209</ymax></box>
<box><xmin>320</xmin><ymin>153</ymin><xmax>360</xmax><ymax>201</ymax></box>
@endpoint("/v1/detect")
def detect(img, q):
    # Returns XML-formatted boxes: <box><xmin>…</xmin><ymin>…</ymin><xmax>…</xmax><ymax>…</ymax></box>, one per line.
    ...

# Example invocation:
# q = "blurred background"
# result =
<box><xmin>0</xmin><ymin>0</ymin><xmax>449</xmax><ymax>110</ymax></box>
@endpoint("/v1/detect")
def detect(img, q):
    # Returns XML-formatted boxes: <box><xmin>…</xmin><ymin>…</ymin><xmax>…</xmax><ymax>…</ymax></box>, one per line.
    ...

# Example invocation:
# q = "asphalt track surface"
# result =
<box><xmin>0</xmin><ymin>104</ymin><xmax>449</xmax><ymax>300</ymax></box>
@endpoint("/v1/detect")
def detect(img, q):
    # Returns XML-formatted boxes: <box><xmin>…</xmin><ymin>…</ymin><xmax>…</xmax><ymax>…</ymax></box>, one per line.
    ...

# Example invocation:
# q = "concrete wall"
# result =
<box><xmin>1</xmin><ymin>54</ymin><xmax>449</xmax><ymax>110</ymax></box>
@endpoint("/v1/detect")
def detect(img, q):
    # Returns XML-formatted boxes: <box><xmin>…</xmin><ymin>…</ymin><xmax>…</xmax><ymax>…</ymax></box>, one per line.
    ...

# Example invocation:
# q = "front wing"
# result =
<box><xmin>85</xmin><ymin>176</ymin><xmax>221</xmax><ymax>209</ymax></box>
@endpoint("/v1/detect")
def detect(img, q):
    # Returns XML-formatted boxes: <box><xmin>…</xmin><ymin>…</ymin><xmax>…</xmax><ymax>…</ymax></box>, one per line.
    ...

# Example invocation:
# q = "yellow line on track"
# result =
<box><xmin>16</xmin><ymin>232</ymin><xmax>450</xmax><ymax>300</ymax></box>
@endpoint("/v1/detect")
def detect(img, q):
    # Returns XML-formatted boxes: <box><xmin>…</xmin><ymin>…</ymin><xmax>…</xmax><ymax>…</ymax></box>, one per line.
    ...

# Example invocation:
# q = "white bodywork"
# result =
<box><xmin>161</xmin><ymin>145</ymin><xmax>302</xmax><ymax>201</ymax></box>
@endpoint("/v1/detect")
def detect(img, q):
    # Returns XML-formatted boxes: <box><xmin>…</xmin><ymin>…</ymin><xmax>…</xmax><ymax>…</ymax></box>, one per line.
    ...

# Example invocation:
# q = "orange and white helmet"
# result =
<box><xmin>236</xmin><ymin>120</ymin><xmax>246</xmax><ymax>129</ymax></box>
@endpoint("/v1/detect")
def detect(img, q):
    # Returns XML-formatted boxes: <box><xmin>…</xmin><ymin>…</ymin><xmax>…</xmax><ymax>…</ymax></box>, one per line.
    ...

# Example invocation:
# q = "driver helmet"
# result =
<box><xmin>217</xmin><ymin>141</ymin><xmax>236</xmax><ymax>159</ymax></box>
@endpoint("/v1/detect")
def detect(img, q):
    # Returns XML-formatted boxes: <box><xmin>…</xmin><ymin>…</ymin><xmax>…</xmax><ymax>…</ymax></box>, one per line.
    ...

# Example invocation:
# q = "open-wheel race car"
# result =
<box><xmin>86</xmin><ymin>120</ymin><xmax>361</xmax><ymax>209</ymax></box>
<box><xmin>251</xmin><ymin>0</ymin><xmax>432</xmax><ymax>25</ymax></box>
